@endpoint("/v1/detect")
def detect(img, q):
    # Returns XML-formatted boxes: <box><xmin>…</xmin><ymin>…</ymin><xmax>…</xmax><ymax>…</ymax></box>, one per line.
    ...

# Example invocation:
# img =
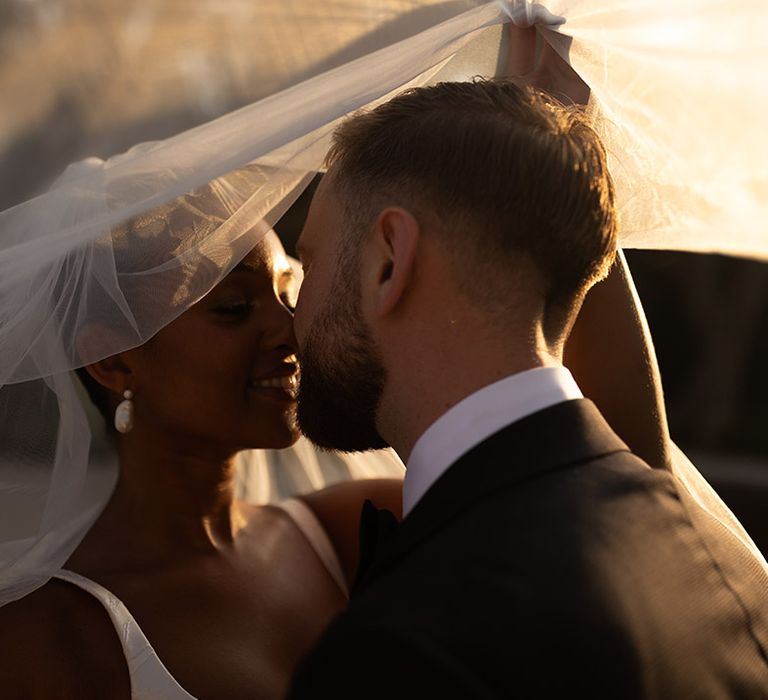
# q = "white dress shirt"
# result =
<box><xmin>403</xmin><ymin>366</ymin><xmax>583</xmax><ymax>516</ymax></box>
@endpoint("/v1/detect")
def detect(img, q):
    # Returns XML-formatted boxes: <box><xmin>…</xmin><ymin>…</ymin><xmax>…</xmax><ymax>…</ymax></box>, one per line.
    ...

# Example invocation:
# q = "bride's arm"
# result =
<box><xmin>564</xmin><ymin>250</ymin><xmax>672</xmax><ymax>471</ymax></box>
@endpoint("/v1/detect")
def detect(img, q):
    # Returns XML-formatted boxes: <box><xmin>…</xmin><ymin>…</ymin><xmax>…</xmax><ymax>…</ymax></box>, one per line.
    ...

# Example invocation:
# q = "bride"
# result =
<box><xmin>0</xmin><ymin>169</ymin><xmax>404</xmax><ymax>698</ymax></box>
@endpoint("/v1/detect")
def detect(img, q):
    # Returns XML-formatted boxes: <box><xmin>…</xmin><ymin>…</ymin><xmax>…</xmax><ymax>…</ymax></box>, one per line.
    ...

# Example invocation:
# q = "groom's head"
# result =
<box><xmin>294</xmin><ymin>80</ymin><xmax>617</xmax><ymax>452</ymax></box>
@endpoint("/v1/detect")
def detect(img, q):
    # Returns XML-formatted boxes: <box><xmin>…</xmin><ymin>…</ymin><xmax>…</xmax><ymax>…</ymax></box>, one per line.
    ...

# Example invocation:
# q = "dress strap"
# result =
<box><xmin>275</xmin><ymin>498</ymin><xmax>350</xmax><ymax>597</ymax></box>
<box><xmin>51</xmin><ymin>569</ymin><xmax>197</xmax><ymax>700</ymax></box>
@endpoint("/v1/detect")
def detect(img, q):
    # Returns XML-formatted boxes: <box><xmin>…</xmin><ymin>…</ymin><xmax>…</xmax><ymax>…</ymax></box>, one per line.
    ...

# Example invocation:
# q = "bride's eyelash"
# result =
<box><xmin>215</xmin><ymin>302</ymin><xmax>254</xmax><ymax>316</ymax></box>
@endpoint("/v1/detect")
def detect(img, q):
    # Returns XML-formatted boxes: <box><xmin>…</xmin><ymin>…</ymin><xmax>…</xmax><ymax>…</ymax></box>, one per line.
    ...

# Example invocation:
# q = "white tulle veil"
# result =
<box><xmin>1</xmin><ymin>0</ymin><xmax>766</xmax><ymax>606</ymax></box>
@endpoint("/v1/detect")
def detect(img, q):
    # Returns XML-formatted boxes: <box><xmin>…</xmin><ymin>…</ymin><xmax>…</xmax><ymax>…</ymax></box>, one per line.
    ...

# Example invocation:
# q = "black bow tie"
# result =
<box><xmin>353</xmin><ymin>499</ymin><xmax>400</xmax><ymax>592</ymax></box>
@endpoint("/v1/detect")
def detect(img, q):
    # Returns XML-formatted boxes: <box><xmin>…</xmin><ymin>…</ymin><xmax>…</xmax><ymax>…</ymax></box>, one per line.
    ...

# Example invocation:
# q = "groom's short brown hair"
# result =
<box><xmin>326</xmin><ymin>79</ymin><xmax>617</xmax><ymax>318</ymax></box>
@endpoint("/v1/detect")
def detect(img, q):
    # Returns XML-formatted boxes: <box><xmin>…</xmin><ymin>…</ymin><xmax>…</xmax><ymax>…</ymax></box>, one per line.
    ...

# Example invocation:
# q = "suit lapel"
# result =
<box><xmin>356</xmin><ymin>399</ymin><xmax>630</xmax><ymax>592</ymax></box>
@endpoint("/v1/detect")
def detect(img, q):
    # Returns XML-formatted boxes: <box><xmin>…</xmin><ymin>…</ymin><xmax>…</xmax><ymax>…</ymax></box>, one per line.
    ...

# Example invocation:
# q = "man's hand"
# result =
<box><xmin>504</xmin><ymin>23</ymin><xmax>590</xmax><ymax>106</ymax></box>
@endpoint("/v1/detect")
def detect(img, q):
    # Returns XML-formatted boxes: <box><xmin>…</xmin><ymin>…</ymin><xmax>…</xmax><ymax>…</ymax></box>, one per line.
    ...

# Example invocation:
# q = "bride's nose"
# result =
<box><xmin>262</xmin><ymin>295</ymin><xmax>297</xmax><ymax>352</ymax></box>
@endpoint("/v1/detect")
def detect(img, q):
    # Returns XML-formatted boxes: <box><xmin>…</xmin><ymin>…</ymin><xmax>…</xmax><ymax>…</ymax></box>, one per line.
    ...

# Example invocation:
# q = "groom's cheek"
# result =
<box><xmin>294</xmin><ymin>258</ymin><xmax>333</xmax><ymax>341</ymax></box>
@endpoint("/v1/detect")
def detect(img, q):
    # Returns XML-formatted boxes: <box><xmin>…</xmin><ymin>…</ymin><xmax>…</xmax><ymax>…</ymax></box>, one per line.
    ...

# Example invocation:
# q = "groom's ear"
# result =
<box><xmin>365</xmin><ymin>206</ymin><xmax>419</xmax><ymax>318</ymax></box>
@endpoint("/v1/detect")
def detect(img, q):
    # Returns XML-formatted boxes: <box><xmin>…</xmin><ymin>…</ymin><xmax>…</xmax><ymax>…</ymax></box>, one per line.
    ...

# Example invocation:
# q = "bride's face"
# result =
<box><xmin>126</xmin><ymin>231</ymin><xmax>300</xmax><ymax>452</ymax></box>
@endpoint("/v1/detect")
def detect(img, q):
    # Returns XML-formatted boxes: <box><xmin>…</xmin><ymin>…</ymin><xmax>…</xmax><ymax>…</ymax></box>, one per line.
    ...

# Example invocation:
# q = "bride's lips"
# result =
<box><xmin>248</xmin><ymin>363</ymin><xmax>299</xmax><ymax>401</ymax></box>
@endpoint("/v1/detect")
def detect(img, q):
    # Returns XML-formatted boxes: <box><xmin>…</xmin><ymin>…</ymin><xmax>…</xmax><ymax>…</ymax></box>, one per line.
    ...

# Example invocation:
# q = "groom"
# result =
<box><xmin>291</xmin><ymin>33</ymin><xmax>768</xmax><ymax>699</ymax></box>
<box><xmin>288</xmin><ymin>78</ymin><xmax>768</xmax><ymax>697</ymax></box>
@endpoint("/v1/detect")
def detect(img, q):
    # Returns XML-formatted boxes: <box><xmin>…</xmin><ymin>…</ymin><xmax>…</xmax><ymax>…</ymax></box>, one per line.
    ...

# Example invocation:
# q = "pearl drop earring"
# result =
<box><xmin>114</xmin><ymin>389</ymin><xmax>134</xmax><ymax>434</ymax></box>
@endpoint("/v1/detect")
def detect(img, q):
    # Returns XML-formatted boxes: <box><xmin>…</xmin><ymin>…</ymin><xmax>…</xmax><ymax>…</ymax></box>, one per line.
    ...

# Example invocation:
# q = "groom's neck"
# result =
<box><xmin>376</xmin><ymin>316</ymin><xmax>560</xmax><ymax>463</ymax></box>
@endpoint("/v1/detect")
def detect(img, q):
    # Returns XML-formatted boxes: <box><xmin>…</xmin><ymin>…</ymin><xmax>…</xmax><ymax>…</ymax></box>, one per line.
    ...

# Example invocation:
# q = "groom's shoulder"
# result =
<box><xmin>415</xmin><ymin>446</ymin><xmax>675</xmax><ymax>565</ymax></box>
<box><xmin>345</xmin><ymin>451</ymin><xmax>662</xmax><ymax>621</ymax></box>
<box><xmin>290</xmin><ymin>450</ymin><xmax>768</xmax><ymax>697</ymax></box>
<box><xmin>340</xmin><ymin>452</ymin><xmax>768</xmax><ymax>688</ymax></box>
<box><xmin>394</xmin><ymin>449</ymin><xmax>710</xmax><ymax>596</ymax></box>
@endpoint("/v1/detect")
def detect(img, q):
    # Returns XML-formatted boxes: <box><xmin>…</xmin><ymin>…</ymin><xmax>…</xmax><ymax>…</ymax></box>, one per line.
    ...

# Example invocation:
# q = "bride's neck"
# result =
<box><xmin>94</xmin><ymin>432</ymin><xmax>248</xmax><ymax>566</ymax></box>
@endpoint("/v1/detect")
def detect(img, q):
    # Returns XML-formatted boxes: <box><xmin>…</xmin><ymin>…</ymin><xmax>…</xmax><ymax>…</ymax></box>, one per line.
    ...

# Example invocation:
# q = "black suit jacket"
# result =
<box><xmin>290</xmin><ymin>399</ymin><xmax>768</xmax><ymax>698</ymax></box>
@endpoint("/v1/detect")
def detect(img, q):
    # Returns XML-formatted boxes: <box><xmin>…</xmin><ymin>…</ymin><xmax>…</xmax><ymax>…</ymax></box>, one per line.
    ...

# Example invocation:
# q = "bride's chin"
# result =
<box><xmin>250</xmin><ymin>417</ymin><xmax>301</xmax><ymax>450</ymax></box>
<box><xmin>273</xmin><ymin>426</ymin><xmax>301</xmax><ymax>449</ymax></box>
<box><xmin>239</xmin><ymin>400</ymin><xmax>301</xmax><ymax>448</ymax></box>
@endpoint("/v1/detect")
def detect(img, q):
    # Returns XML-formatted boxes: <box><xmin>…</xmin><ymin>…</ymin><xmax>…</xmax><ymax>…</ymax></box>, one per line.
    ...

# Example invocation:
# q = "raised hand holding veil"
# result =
<box><xmin>1</xmin><ymin>0</ymin><xmax>766</xmax><ymax>606</ymax></box>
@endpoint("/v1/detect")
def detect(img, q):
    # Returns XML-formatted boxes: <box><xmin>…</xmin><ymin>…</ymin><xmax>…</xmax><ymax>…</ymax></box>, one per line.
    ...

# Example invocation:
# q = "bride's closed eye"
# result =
<box><xmin>214</xmin><ymin>301</ymin><xmax>256</xmax><ymax>317</ymax></box>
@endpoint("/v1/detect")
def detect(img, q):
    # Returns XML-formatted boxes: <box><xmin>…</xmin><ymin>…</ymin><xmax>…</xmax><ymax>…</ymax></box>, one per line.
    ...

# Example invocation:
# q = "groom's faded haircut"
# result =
<box><xmin>325</xmin><ymin>79</ymin><xmax>617</xmax><ymax>317</ymax></box>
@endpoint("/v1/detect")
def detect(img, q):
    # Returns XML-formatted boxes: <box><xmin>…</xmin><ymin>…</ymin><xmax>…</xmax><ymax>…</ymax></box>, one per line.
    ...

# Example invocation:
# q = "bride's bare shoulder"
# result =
<box><xmin>303</xmin><ymin>478</ymin><xmax>403</xmax><ymax>520</ymax></box>
<box><xmin>299</xmin><ymin>478</ymin><xmax>403</xmax><ymax>583</ymax></box>
<box><xmin>0</xmin><ymin>579</ymin><xmax>130</xmax><ymax>698</ymax></box>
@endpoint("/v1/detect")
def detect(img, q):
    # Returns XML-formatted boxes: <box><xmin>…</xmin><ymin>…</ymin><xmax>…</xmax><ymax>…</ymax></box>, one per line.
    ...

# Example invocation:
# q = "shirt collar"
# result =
<box><xmin>403</xmin><ymin>366</ymin><xmax>583</xmax><ymax>517</ymax></box>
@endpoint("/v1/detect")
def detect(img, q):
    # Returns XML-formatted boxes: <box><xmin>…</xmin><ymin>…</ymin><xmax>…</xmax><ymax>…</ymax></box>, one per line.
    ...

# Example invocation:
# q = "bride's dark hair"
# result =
<box><xmin>75</xmin><ymin>366</ymin><xmax>111</xmax><ymax>421</ymax></box>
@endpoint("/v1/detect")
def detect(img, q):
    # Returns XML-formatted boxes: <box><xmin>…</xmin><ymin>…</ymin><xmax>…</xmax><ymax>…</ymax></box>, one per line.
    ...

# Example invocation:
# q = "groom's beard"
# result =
<box><xmin>297</xmin><ymin>280</ymin><xmax>388</xmax><ymax>453</ymax></box>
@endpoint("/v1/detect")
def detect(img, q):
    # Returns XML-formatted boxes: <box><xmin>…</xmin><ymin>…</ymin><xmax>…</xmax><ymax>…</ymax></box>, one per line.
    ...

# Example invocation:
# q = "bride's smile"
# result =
<box><xmin>247</xmin><ymin>370</ymin><xmax>299</xmax><ymax>400</ymax></box>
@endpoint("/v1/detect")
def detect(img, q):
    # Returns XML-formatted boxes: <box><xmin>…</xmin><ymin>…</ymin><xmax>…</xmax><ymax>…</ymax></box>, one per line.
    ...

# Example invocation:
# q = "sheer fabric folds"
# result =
<box><xmin>0</xmin><ymin>0</ymin><xmax>766</xmax><ymax>606</ymax></box>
